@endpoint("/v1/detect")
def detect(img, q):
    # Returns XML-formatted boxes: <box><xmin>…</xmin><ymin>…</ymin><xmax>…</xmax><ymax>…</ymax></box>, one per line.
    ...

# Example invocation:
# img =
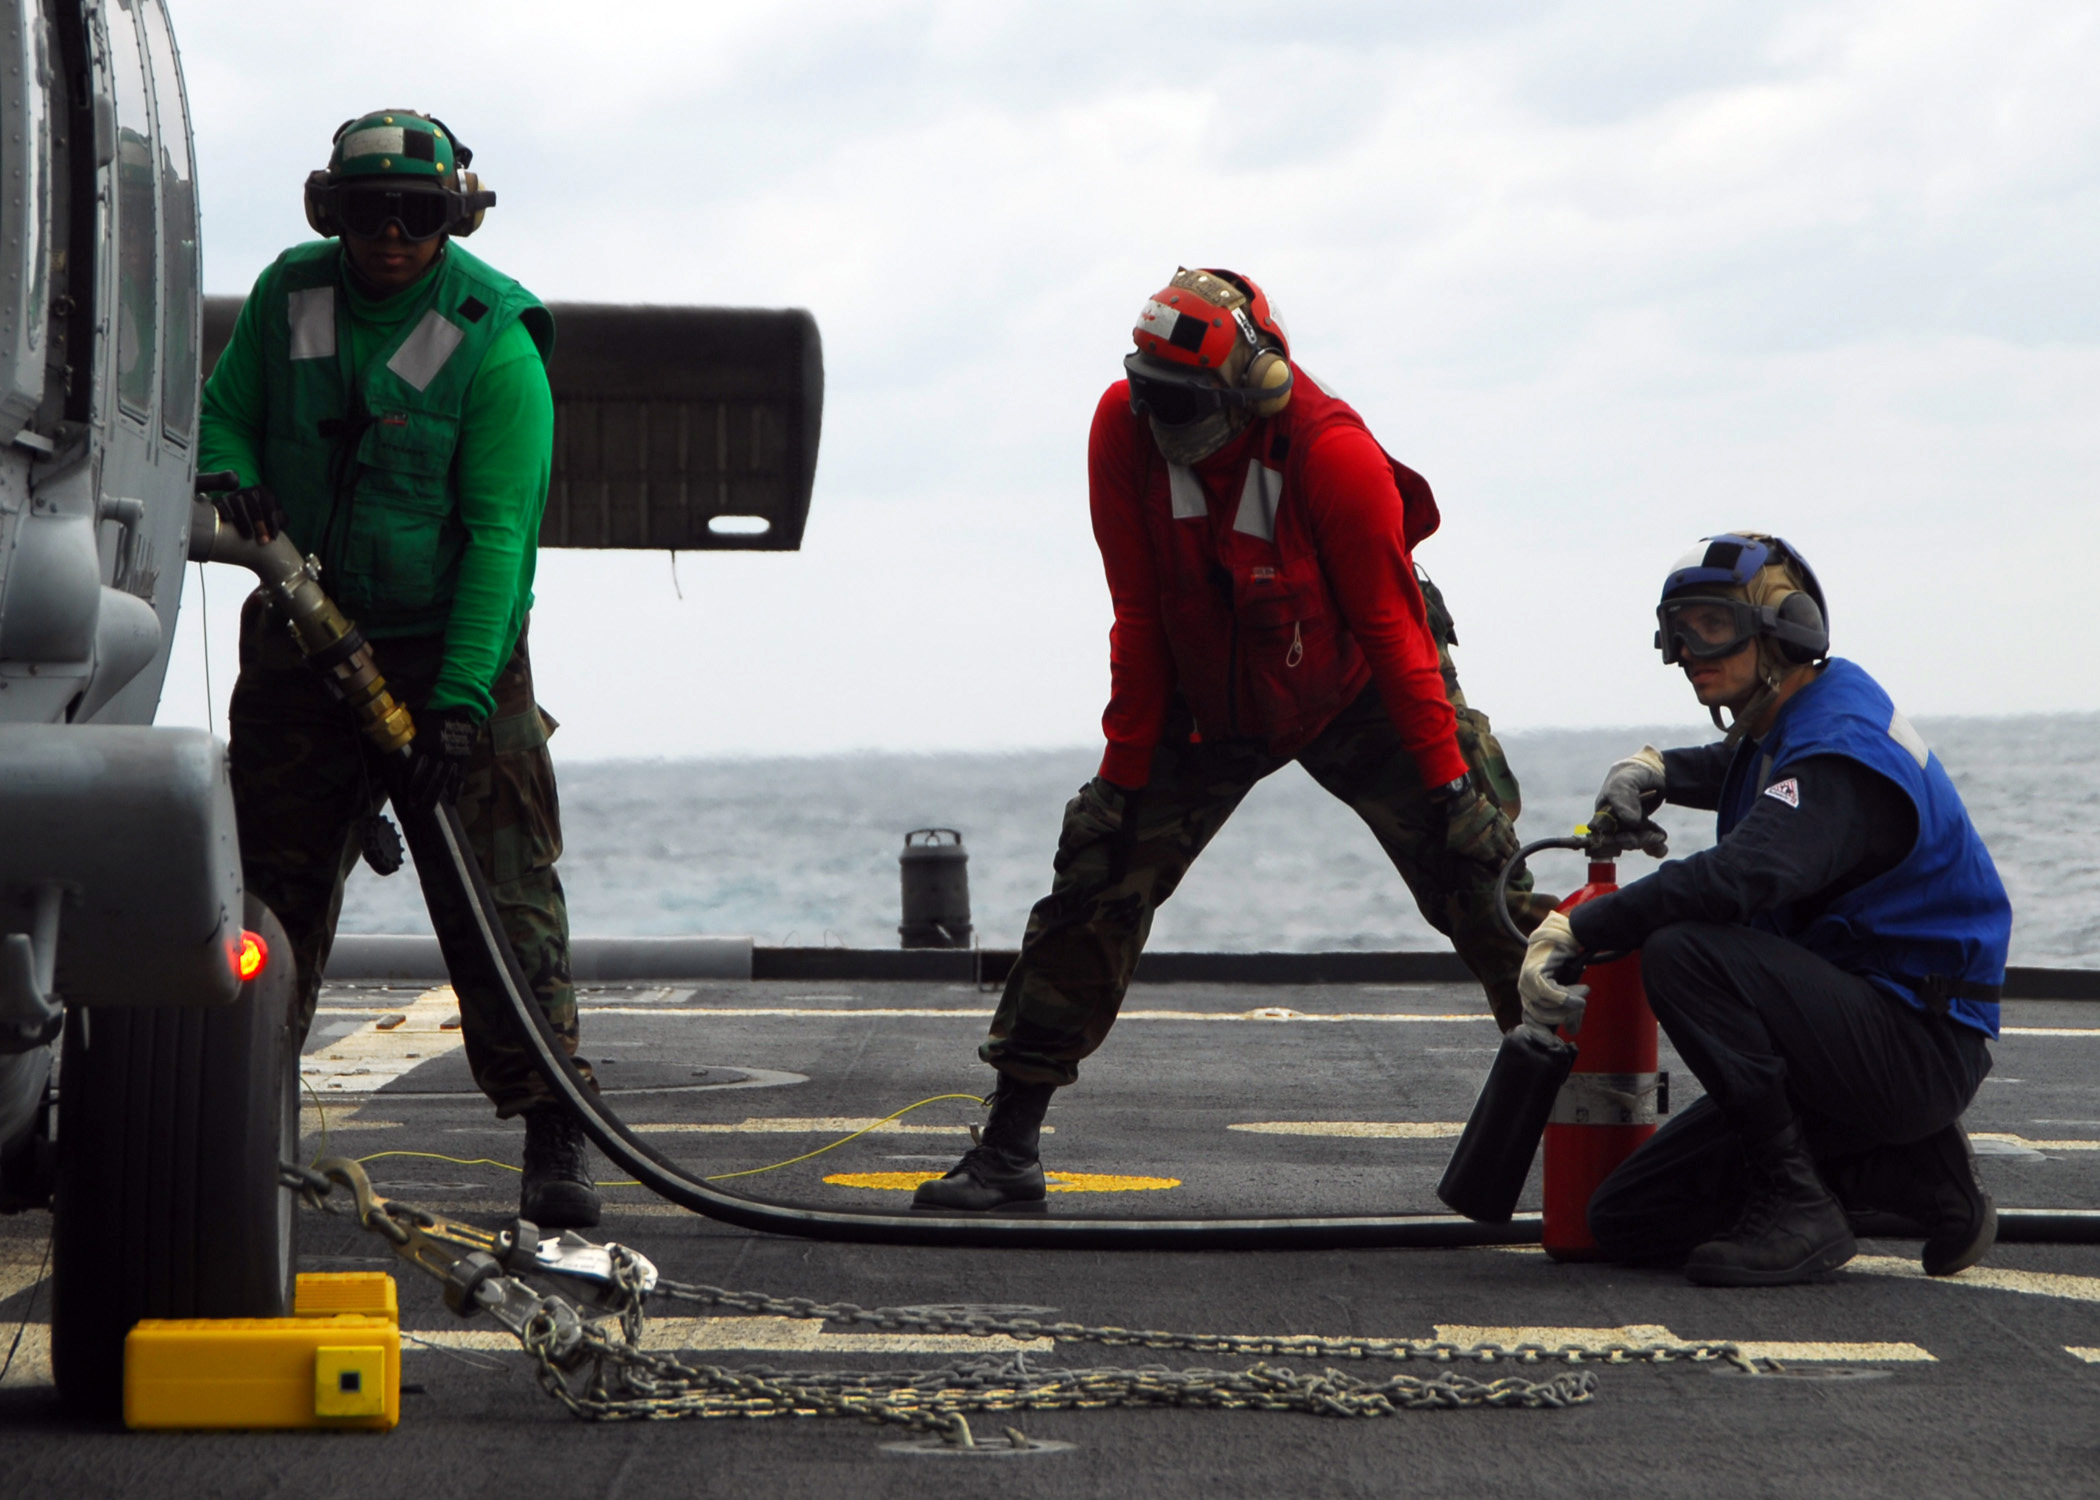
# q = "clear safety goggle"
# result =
<box><xmin>1655</xmin><ymin>596</ymin><xmax>1765</xmax><ymax>662</ymax></box>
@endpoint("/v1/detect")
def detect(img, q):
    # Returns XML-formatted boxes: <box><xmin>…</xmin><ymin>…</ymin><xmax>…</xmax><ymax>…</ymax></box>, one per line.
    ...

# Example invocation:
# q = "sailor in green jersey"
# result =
<box><xmin>198</xmin><ymin>110</ymin><xmax>601</xmax><ymax>1228</ymax></box>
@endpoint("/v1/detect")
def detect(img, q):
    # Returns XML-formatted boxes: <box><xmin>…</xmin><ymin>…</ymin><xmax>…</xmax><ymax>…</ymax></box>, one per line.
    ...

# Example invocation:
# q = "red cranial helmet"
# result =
<box><xmin>1126</xmin><ymin>268</ymin><xmax>1294</xmax><ymax>431</ymax></box>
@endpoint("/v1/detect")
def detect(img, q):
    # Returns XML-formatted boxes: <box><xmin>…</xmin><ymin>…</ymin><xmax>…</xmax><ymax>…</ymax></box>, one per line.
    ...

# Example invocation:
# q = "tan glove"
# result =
<box><xmin>1518</xmin><ymin>910</ymin><xmax>1588</xmax><ymax>1035</ymax></box>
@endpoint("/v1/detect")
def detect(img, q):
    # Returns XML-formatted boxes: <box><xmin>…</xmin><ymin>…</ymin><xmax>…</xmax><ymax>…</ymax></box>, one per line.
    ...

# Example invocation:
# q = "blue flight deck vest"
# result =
<box><xmin>1718</xmin><ymin>659</ymin><xmax>2010</xmax><ymax>1037</ymax></box>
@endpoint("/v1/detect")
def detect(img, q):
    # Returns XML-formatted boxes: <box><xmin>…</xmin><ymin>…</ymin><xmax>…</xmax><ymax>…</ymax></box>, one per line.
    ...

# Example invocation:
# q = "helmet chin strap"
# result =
<box><xmin>1713</xmin><ymin>685</ymin><xmax>1777</xmax><ymax>745</ymax></box>
<box><xmin>1713</xmin><ymin>655</ymin><xmax>1796</xmax><ymax>744</ymax></box>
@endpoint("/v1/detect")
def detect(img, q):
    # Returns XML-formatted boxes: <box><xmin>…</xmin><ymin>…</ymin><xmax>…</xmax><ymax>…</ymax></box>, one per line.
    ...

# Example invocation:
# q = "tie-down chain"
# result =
<box><xmin>288</xmin><ymin>1157</ymin><xmax>1752</xmax><ymax>1437</ymax></box>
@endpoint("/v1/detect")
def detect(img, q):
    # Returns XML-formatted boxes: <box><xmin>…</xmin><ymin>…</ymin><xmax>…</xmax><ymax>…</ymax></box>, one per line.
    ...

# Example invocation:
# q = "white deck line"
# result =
<box><xmin>1849</xmin><ymin>1254</ymin><xmax>2100</xmax><ymax>1303</ymax></box>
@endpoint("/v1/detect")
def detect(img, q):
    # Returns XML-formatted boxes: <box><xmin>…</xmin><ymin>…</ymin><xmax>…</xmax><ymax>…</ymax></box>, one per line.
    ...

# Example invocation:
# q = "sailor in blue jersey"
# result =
<box><xmin>1517</xmin><ymin>534</ymin><xmax>2010</xmax><ymax>1286</ymax></box>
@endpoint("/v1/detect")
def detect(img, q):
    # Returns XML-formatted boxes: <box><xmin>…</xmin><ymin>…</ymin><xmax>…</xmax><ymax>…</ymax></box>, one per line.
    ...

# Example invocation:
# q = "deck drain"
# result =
<box><xmin>1713</xmin><ymin>1363</ymin><xmax>1893</xmax><ymax>1382</ymax></box>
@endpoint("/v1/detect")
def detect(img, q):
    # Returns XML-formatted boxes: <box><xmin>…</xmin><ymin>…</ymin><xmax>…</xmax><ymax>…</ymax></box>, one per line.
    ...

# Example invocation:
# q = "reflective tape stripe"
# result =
<box><xmin>1233</xmin><ymin>463</ymin><xmax>1283</xmax><ymax>540</ymax></box>
<box><xmin>386</xmin><ymin>309</ymin><xmax>466</xmax><ymax>392</ymax></box>
<box><xmin>287</xmin><ymin>286</ymin><xmax>336</xmax><ymax>360</ymax></box>
<box><xmin>1888</xmin><ymin>708</ymin><xmax>1930</xmax><ymax>769</ymax></box>
<box><xmin>1549</xmin><ymin>1071</ymin><xmax>1660</xmax><ymax>1126</ymax></box>
<box><xmin>1167</xmin><ymin>463</ymin><xmax>1206</xmax><ymax>519</ymax></box>
<box><xmin>339</xmin><ymin>126</ymin><xmax>407</xmax><ymax>162</ymax></box>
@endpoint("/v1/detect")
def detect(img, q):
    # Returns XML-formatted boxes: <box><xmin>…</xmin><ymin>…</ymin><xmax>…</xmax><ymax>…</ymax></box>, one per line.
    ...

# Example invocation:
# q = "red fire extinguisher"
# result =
<box><xmin>1541</xmin><ymin>852</ymin><xmax>1659</xmax><ymax>1260</ymax></box>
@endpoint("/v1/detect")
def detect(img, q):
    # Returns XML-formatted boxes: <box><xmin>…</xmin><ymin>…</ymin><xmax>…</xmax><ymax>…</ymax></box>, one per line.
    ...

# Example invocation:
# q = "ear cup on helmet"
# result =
<box><xmin>1772</xmin><ymin>589</ymin><xmax>1828</xmax><ymax>664</ymax></box>
<box><xmin>1246</xmin><ymin>348</ymin><xmax>1293</xmax><ymax>418</ymax></box>
<box><xmin>452</xmin><ymin>171</ymin><xmax>487</xmax><ymax>236</ymax></box>
<box><xmin>303</xmin><ymin>169</ymin><xmax>339</xmax><ymax>237</ymax></box>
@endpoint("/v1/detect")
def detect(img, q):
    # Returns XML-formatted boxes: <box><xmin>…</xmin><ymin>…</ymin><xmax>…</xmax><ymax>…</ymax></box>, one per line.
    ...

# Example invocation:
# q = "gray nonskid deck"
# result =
<box><xmin>5</xmin><ymin>978</ymin><xmax>2098</xmax><ymax>1497</ymax></box>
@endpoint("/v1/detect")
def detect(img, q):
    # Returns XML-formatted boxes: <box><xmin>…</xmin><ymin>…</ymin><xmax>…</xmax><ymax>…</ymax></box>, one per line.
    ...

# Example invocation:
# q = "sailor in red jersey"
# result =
<box><xmin>915</xmin><ymin>268</ymin><xmax>1554</xmax><ymax>1213</ymax></box>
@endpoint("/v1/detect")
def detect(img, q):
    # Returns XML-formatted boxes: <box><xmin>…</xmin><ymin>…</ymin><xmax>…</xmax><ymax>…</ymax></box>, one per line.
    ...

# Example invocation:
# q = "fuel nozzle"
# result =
<box><xmin>188</xmin><ymin>491</ymin><xmax>416</xmax><ymax>757</ymax></box>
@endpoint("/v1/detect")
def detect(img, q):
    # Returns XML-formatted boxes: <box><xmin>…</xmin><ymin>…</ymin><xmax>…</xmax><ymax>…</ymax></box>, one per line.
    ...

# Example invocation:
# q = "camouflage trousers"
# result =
<box><xmin>985</xmin><ymin>587</ymin><xmax>1555</xmax><ymax>1085</ymax></box>
<box><xmin>227</xmin><ymin>598</ymin><xmax>590</xmax><ymax>1117</ymax></box>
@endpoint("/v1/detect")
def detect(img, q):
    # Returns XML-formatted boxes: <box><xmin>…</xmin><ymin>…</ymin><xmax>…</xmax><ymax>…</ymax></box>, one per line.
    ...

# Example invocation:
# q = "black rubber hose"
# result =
<box><xmin>392</xmin><ymin>803</ymin><xmax>2100</xmax><ymax>1249</ymax></box>
<box><xmin>1494</xmin><ymin>837</ymin><xmax>1589</xmax><ymax>948</ymax></box>
<box><xmin>1493</xmin><ymin>836</ymin><xmax>1624</xmax><ymax>972</ymax></box>
<box><xmin>390</xmin><ymin>799</ymin><xmax>1538</xmax><ymax>1249</ymax></box>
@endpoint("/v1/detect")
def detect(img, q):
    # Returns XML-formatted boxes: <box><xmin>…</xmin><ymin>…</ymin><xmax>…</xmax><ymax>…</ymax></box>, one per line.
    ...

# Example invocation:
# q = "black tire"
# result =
<box><xmin>51</xmin><ymin>895</ymin><xmax>300</xmax><ymax>1418</ymax></box>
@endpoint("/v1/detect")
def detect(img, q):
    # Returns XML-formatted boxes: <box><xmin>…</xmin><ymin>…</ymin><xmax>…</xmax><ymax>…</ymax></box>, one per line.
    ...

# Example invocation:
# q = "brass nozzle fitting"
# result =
<box><xmin>189</xmin><ymin>500</ymin><xmax>418</xmax><ymax>756</ymax></box>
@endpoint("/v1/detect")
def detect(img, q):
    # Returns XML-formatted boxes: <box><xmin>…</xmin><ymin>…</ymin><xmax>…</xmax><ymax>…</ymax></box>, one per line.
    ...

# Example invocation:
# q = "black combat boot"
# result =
<box><xmin>911</xmin><ymin>1076</ymin><xmax>1055</xmax><ymax>1212</ymax></box>
<box><xmin>1685</xmin><ymin>1119</ymin><xmax>1856</xmax><ymax>1287</ymax></box>
<box><xmin>520</xmin><ymin>1105</ymin><xmax>602</xmax><ymax>1229</ymax></box>
<box><xmin>1822</xmin><ymin>1120</ymin><xmax>1996</xmax><ymax>1277</ymax></box>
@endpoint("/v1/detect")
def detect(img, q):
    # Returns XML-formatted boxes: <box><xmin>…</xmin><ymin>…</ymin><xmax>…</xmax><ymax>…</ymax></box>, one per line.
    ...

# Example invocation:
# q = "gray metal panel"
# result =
<box><xmin>202</xmin><ymin>297</ymin><xmax>823</xmax><ymax>552</ymax></box>
<box><xmin>0</xmin><ymin>724</ymin><xmax>243</xmax><ymax>1007</ymax></box>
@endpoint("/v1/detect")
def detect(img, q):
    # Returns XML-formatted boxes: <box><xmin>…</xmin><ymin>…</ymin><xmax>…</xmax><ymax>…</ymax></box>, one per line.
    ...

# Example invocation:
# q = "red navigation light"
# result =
<box><xmin>237</xmin><ymin>931</ymin><xmax>268</xmax><ymax>983</ymax></box>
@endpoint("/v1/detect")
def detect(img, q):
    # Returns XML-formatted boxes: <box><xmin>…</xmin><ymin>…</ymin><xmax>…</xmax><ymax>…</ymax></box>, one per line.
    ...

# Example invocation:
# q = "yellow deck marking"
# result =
<box><xmin>2000</xmin><ymin>1027</ymin><xmax>2100</xmax><ymax>1037</ymax></box>
<box><xmin>302</xmin><ymin>1092</ymin><xmax>412</xmax><ymax>1134</ymax></box>
<box><xmin>1972</xmin><ymin>1132</ymin><xmax>2100</xmax><ymax>1151</ymax></box>
<box><xmin>301</xmin><ymin>985</ymin><xmax>464</xmax><ymax>1094</ymax></box>
<box><xmin>2066</xmin><ymin>1347</ymin><xmax>2100</xmax><ymax>1363</ymax></box>
<box><xmin>1230</xmin><ymin>1121</ymin><xmax>1464</xmax><ymax>1139</ymax></box>
<box><xmin>545</xmin><ymin>1006</ymin><xmax>1487</xmax><ymax>1024</ymax></box>
<box><xmin>824</xmin><ymin>1170</ymin><xmax>1179</xmax><ymax>1193</ymax></box>
<box><xmin>1730</xmin><ymin>1341</ymin><xmax>1934</xmax><ymax>1362</ymax></box>
<box><xmin>0</xmin><ymin>1325</ymin><xmax>49</xmax><ymax>1387</ymax></box>
<box><xmin>1850</xmin><ymin>1254</ymin><xmax>2100</xmax><ymax>1302</ymax></box>
<box><xmin>383</xmin><ymin>1199</ymin><xmax>697</xmax><ymax>1218</ymax></box>
<box><xmin>1435</xmin><ymin>1325</ymin><xmax>1932</xmax><ymax>1361</ymax></box>
<box><xmin>402</xmin><ymin>1316</ymin><xmax>1051</xmax><ymax>1357</ymax></box>
<box><xmin>1119</xmin><ymin>1009</ymin><xmax>1484</xmax><ymax>1024</ymax></box>
<box><xmin>633</xmin><ymin>1117</ymin><xmax>1051</xmax><ymax>1137</ymax></box>
<box><xmin>0</xmin><ymin>1245</ymin><xmax>50</xmax><ymax>1305</ymax></box>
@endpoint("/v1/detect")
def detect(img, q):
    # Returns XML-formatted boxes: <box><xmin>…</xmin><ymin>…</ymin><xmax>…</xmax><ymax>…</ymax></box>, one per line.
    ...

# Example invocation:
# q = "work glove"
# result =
<box><xmin>1435</xmin><ymin>774</ymin><xmax>1520</xmax><ymax>871</ymax></box>
<box><xmin>1518</xmin><ymin>910</ymin><xmax>1588</xmax><ymax>1036</ymax></box>
<box><xmin>1053</xmin><ymin>776</ymin><xmax>1143</xmax><ymax>882</ymax></box>
<box><xmin>397</xmin><ymin>708</ymin><xmax>481</xmax><ymax>813</ymax></box>
<box><xmin>210</xmin><ymin>483</ymin><xmax>288</xmax><ymax>544</ymax></box>
<box><xmin>1594</xmin><ymin>745</ymin><xmax>1669</xmax><ymax>857</ymax></box>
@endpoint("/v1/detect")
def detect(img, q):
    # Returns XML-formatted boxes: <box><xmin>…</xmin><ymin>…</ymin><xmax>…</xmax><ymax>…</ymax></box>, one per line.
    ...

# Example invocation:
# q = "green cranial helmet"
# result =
<box><xmin>304</xmin><ymin>110</ymin><xmax>496</xmax><ymax>241</ymax></box>
<box><xmin>329</xmin><ymin>110</ymin><xmax>460</xmax><ymax>181</ymax></box>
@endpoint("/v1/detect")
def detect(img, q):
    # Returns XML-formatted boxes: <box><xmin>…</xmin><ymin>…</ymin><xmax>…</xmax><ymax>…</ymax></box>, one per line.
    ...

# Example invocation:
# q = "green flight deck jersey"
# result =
<box><xmin>200</xmin><ymin>240</ymin><xmax>556</xmax><ymax>720</ymax></box>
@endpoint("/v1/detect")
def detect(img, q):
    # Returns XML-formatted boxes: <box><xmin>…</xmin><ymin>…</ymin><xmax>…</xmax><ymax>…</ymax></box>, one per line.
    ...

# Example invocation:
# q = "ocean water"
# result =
<box><xmin>338</xmin><ymin>713</ymin><xmax>2100</xmax><ymax>966</ymax></box>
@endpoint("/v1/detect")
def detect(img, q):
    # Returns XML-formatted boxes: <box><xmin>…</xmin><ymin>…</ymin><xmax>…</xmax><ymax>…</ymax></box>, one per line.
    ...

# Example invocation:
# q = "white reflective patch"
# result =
<box><xmin>385</xmin><ymin>310</ymin><xmax>466</xmax><ymax>392</ymax></box>
<box><xmin>1167</xmin><ymin>463</ymin><xmax>1206</xmax><ymax>519</ymax></box>
<box><xmin>1233</xmin><ymin>462</ymin><xmax>1284</xmax><ymax>540</ymax></box>
<box><xmin>1764</xmin><ymin>777</ymin><xmax>1801</xmax><ymax>809</ymax></box>
<box><xmin>1137</xmin><ymin>298</ymin><xmax>1183</xmax><ymax>345</ymax></box>
<box><xmin>287</xmin><ymin>286</ymin><xmax>336</xmax><ymax>360</ymax></box>
<box><xmin>339</xmin><ymin>126</ymin><xmax>407</xmax><ymax>162</ymax></box>
<box><xmin>1306</xmin><ymin>368</ymin><xmax>1340</xmax><ymax>399</ymax></box>
<box><xmin>1888</xmin><ymin>708</ymin><xmax>1930</xmax><ymax>769</ymax></box>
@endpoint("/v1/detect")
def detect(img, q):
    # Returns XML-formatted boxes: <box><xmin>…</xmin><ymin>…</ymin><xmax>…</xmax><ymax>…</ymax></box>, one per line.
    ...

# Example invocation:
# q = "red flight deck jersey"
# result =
<box><xmin>1089</xmin><ymin>365</ymin><xmax>1468</xmax><ymax>791</ymax></box>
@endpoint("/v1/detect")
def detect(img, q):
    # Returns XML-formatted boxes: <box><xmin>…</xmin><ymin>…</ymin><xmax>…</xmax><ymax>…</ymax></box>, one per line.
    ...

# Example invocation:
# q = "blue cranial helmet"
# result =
<box><xmin>1655</xmin><ymin>533</ymin><xmax>1829</xmax><ymax>667</ymax></box>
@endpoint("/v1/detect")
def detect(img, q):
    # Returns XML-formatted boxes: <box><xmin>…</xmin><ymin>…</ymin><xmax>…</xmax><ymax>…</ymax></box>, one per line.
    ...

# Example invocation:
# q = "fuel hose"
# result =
<box><xmin>192</xmin><ymin>504</ymin><xmax>2099</xmax><ymax>1248</ymax></box>
<box><xmin>396</xmin><ymin>794</ymin><xmax>1542</xmax><ymax>1250</ymax></box>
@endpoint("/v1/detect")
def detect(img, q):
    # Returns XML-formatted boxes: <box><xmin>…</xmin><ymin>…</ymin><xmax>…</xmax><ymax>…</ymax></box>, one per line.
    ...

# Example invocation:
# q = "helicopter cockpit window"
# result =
<box><xmin>108</xmin><ymin>0</ymin><xmax>157</xmax><ymax>424</ymax></box>
<box><xmin>0</xmin><ymin>0</ymin><xmax>53</xmax><ymax>439</ymax></box>
<box><xmin>141</xmin><ymin>0</ymin><xmax>195</xmax><ymax>441</ymax></box>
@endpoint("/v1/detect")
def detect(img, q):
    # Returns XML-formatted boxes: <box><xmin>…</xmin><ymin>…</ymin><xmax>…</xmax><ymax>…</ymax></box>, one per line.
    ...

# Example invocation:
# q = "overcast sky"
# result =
<box><xmin>154</xmin><ymin>0</ymin><xmax>2100</xmax><ymax>760</ymax></box>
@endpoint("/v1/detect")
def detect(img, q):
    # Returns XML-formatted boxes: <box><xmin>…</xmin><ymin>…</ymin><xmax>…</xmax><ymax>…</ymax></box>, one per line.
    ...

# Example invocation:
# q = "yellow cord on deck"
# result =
<box><xmin>304</xmin><ymin>1093</ymin><xmax>990</xmax><ymax>1191</ymax></box>
<box><xmin>703</xmin><ymin>1093</ymin><xmax>987</xmax><ymax>1181</ymax></box>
